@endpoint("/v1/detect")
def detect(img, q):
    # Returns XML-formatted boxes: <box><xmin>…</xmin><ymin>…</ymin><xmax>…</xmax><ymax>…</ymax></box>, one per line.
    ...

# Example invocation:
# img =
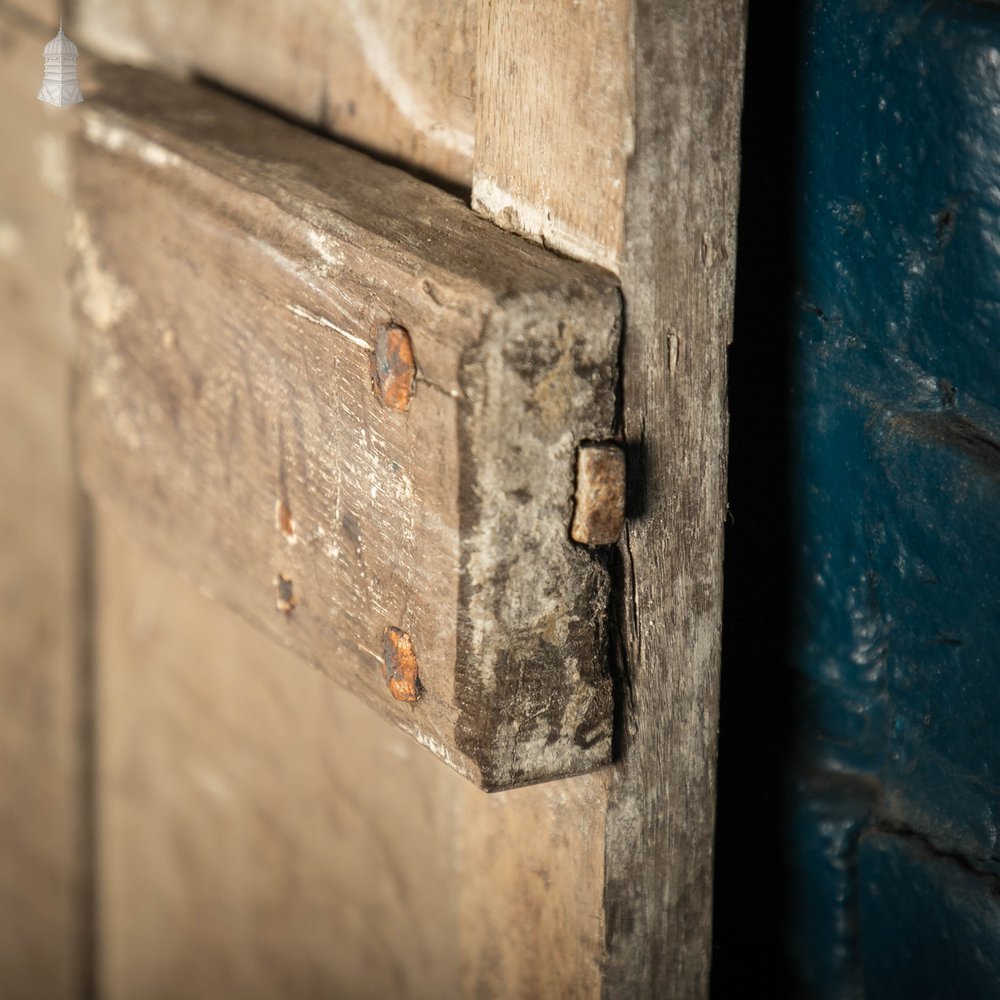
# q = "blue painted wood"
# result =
<box><xmin>788</xmin><ymin>0</ymin><xmax>1000</xmax><ymax>991</ymax></box>
<box><xmin>714</xmin><ymin>0</ymin><xmax>1000</xmax><ymax>994</ymax></box>
<box><xmin>859</xmin><ymin>832</ymin><xmax>1000</xmax><ymax>999</ymax></box>
<box><xmin>786</xmin><ymin>780</ymin><xmax>872</xmax><ymax>998</ymax></box>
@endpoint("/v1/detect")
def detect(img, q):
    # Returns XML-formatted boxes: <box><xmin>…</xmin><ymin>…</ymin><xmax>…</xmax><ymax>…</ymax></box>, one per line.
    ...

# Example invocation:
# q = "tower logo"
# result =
<box><xmin>38</xmin><ymin>22</ymin><xmax>84</xmax><ymax>108</ymax></box>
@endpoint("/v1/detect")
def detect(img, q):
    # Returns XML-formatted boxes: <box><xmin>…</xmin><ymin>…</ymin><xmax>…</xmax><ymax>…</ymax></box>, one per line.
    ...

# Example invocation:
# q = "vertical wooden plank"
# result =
<box><xmin>96</xmin><ymin>521</ymin><xmax>605</xmax><ymax>999</ymax></box>
<box><xmin>475</xmin><ymin>1</ymin><xmax>748</xmax><ymax>995</ymax></box>
<box><xmin>95</xmin><ymin>521</ymin><xmax>459</xmax><ymax>1000</ymax></box>
<box><xmin>457</xmin><ymin>778</ymin><xmax>606</xmax><ymax>998</ymax></box>
<box><xmin>0</xmin><ymin>9</ymin><xmax>89</xmax><ymax>999</ymax></box>
<box><xmin>606</xmin><ymin>5</ymin><xmax>746</xmax><ymax>994</ymax></box>
<box><xmin>473</xmin><ymin>0</ymin><xmax>632</xmax><ymax>271</ymax></box>
<box><xmin>74</xmin><ymin>0</ymin><xmax>746</xmax><ymax>993</ymax></box>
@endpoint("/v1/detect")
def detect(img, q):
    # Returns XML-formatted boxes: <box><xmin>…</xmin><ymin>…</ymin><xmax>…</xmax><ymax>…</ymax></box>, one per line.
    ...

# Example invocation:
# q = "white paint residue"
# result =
<box><xmin>343</xmin><ymin>0</ymin><xmax>474</xmax><ymax>160</ymax></box>
<box><xmin>305</xmin><ymin>229</ymin><xmax>345</xmax><ymax>269</ymax></box>
<box><xmin>284</xmin><ymin>302</ymin><xmax>369</xmax><ymax>350</ymax></box>
<box><xmin>472</xmin><ymin>176</ymin><xmax>619</xmax><ymax>273</ymax></box>
<box><xmin>411</xmin><ymin>729</ymin><xmax>468</xmax><ymax>776</ymax></box>
<box><xmin>83</xmin><ymin>115</ymin><xmax>182</xmax><ymax>169</ymax></box>
<box><xmin>70</xmin><ymin>211</ymin><xmax>135</xmax><ymax>331</ymax></box>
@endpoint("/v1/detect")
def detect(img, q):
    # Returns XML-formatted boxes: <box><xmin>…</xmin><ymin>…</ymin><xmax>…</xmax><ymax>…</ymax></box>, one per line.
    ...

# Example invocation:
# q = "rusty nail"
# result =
<box><xmin>274</xmin><ymin>573</ymin><xmax>296</xmax><ymax>615</ymax></box>
<box><xmin>382</xmin><ymin>626</ymin><xmax>423</xmax><ymax>703</ymax></box>
<box><xmin>275</xmin><ymin>498</ymin><xmax>295</xmax><ymax>540</ymax></box>
<box><xmin>570</xmin><ymin>443</ymin><xmax>626</xmax><ymax>546</ymax></box>
<box><xmin>371</xmin><ymin>323</ymin><xmax>415</xmax><ymax>410</ymax></box>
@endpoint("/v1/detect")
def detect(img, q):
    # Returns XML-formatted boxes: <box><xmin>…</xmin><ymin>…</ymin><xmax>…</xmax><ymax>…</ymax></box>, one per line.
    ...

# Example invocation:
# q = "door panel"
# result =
<box><xmin>0</xmin><ymin>2</ymin><xmax>747</xmax><ymax>997</ymax></box>
<box><xmin>73</xmin><ymin>0</ymin><xmax>476</xmax><ymax>186</ymax></box>
<box><xmin>97</xmin><ymin>523</ymin><xmax>607</xmax><ymax>999</ymax></box>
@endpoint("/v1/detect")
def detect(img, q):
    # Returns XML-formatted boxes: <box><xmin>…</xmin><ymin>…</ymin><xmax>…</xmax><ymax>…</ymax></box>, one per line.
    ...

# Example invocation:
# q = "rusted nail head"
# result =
<box><xmin>382</xmin><ymin>626</ymin><xmax>423</xmax><ymax>703</ymax></box>
<box><xmin>274</xmin><ymin>573</ymin><xmax>296</xmax><ymax>615</ymax></box>
<box><xmin>371</xmin><ymin>323</ymin><xmax>415</xmax><ymax>410</ymax></box>
<box><xmin>570</xmin><ymin>443</ymin><xmax>626</xmax><ymax>546</ymax></box>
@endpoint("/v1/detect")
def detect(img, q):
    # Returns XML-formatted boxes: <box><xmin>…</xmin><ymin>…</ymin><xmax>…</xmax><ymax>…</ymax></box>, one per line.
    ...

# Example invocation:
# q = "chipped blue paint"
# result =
<box><xmin>785</xmin><ymin>0</ymin><xmax>1000</xmax><ymax>994</ymax></box>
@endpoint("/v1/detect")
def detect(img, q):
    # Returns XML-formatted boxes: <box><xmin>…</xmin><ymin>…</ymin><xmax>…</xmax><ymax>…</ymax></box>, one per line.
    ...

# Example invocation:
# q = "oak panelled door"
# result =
<box><xmin>0</xmin><ymin>2</ymin><xmax>746</xmax><ymax>998</ymax></box>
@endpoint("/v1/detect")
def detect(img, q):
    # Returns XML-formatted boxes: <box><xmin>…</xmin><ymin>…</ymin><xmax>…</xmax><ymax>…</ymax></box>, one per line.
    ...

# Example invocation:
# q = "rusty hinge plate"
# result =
<box><xmin>73</xmin><ymin>65</ymin><xmax>623</xmax><ymax>791</ymax></box>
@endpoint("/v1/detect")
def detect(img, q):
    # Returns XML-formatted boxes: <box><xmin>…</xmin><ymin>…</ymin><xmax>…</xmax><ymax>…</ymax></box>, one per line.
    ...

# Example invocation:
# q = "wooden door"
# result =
<box><xmin>0</xmin><ymin>3</ymin><xmax>746</xmax><ymax>997</ymax></box>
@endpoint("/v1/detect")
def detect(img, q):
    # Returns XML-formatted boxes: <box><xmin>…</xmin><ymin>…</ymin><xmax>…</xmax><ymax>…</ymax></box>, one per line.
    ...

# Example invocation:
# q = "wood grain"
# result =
<box><xmin>473</xmin><ymin>0</ymin><xmax>632</xmax><ymax>271</ymax></box>
<box><xmin>71</xmin><ymin>0</ymin><xmax>476</xmax><ymax>187</ymax></box>
<box><xmin>0</xmin><ymin>10</ymin><xmax>89</xmax><ymax>999</ymax></box>
<box><xmin>68</xmin><ymin>0</ymin><xmax>746</xmax><ymax>992</ymax></box>
<box><xmin>73</xmin><ymin>64</ymin><xmax>621</xmax><ymax>790</ymax></box>
<box><xmin>474</xmin><ymin>1</ymin><xmax>748</xmax><ymax>995</ymax></box>
<box><xmin>97</xmin><ymin>519</ymin><xmax>605</xmax><ymax>1000</ymax></box>
<box><xmin>605</xmin><ymin>6</ymin><xmax>747</xmax><ymax>992</ymax></box>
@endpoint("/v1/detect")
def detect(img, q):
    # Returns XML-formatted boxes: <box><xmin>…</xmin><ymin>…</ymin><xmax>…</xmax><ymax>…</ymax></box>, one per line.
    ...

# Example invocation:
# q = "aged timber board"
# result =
<box><xmin>73</xmin><ymin>0</ymin><xmax>476</xmax><ymax>186</ymax></box>
<box><xmin>73</xmin><ymin>64</ymin><xmax>621</xmax><ymax>791</ymax></box>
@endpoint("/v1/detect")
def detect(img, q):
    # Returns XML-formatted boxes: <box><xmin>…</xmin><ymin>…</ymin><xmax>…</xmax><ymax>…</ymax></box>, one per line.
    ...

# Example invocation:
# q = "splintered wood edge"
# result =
<box><xmin>74</xmin><ymin>63</ymin><xmax>622</xmax><ymax>790</ymax></box>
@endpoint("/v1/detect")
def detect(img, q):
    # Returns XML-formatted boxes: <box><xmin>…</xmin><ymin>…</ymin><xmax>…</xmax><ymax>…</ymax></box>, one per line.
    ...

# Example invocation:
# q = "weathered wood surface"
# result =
<box><xmin>72</xmin><ymin>0</ymin><xmax>476</xmax><ymax>187</ymax></box>
<box><xmin>605</xmin><ymin>5</ymin><xmax>746</xmax><ymax>992</ymax></box>
<box><xmin>97</xmin><ymin>519</ymin><xmax>606</xmax><ymax>1000</ymax></box>
<box><xmin>6</xmin><ymin>0</ymin><xmax>60</xmax><ymax>24</ymax></box>
<box><xmin>473</xmin><ymin>0</ymin><xmax>632</xmax><ymax>272</ymax></box>
<box><xmin>74</xmin><ymin>64</ymin><xmax>621</xmax><ymax>791</ymax></box>
<box><xmin>64</xmin><ymin>0</ymin><xmax>746</xmax><ymax>993</ymax></box>
<box><xmin>0</xmin><ymin>9</ymin><xmax>90</xmax><ymax>998</ymax></box>
<box><xmin>475</xmin><ymin>1</ymin><xmax>747</xmax><ymax>995</ymax></box>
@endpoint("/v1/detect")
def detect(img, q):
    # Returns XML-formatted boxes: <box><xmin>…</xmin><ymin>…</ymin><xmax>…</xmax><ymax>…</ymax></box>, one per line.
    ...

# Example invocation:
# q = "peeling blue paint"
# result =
<box><xmin>788</xmin><ymin>0</ymin><xmax>1000</xmax><ymax>992</ymax></box>
<box><xmin>715</xmin><ymin>0</ymin><xmax>1000</xmax><ymax>994</ymax></box>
